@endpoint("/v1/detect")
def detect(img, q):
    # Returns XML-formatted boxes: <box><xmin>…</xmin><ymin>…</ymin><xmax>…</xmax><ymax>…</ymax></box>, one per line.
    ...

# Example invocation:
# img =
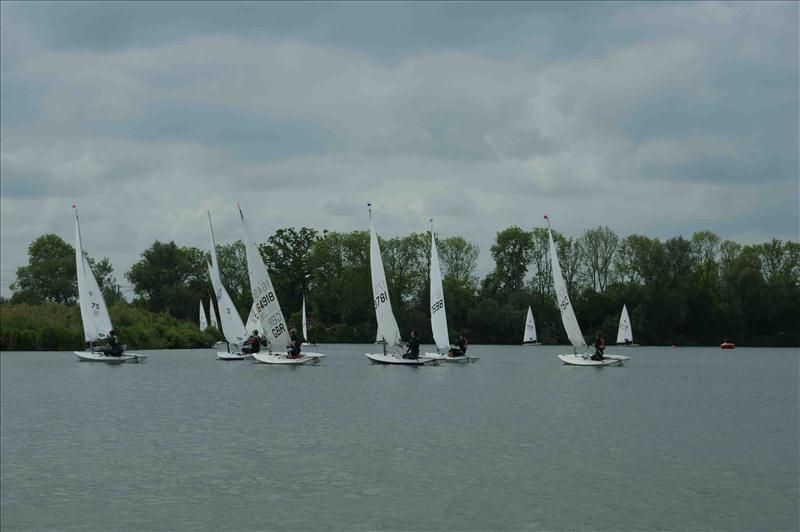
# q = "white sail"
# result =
<box><xmin>245</xmin><ymin>302</ymin><xmax>265</xmax><ymax>336</ymax></box>
<box><xmin>547</xmin><ymin>218</ymin><xmax>587</xmax><ymax>352</ymax></box>
<box><xmin>208</xmin><ymin>298</ymin><xmax>219</xmax><ymax>330</ymax></box>
<box><xmin>369</xmin><ymin>207</ymin><xmax>402</xmax><ymax>347</ymax></box>
<box><xmin>207</xmin><ymin>211</ymin><xmax>248</xmax><ymax>346</ymax></box>
<box><xmin>523</xmin><ymin>306</ymin><xmax>537</xmax><ymax>343</ymax></box>
<box><xmin>616</xmin><ymin>304</ymin><xmax>633</xmax><ymax>344</ymax></box>
<box><xmin>73</xmin><ymin>206</ymin><xmax>113</xmax><ymax>342</ymax></box>
<box><xmin>239</xmin><ymin>205</ymin><xmax>291</xmax><ymax>351</ymax></box>
<box><xmin>199</xmin><ymin>301</ymin><xmax>208</xmax><ymax>331</ymax></box>
<box><xmin>301</xmin><ymin>296</ymin><xmax>309</xmax><ymax>341</ymax></box>
<box><xmin>429</xmin><ymin>221</ymin><xmax>449</xmax><ymax>351</ymax></box>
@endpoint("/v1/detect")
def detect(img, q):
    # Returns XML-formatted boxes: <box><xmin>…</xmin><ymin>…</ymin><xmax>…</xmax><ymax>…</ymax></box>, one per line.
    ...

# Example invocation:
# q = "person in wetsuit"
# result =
<box><xmin>242</xmin><ymin>330</ymin><xmax>261</xmax><ymax>354</ymax></box>
<box><xmin>97</xmin><ymin>330</ymin><xmax>124</xmax><ymax>356</ymax></box>
<box><xmin>449</xmin><ymin>333</ymin><xmax>469</xmax><ymax>357</ymax></box>
<box><xmin>591</xmin><ymin>332</ymin><xmax>606</xmax><ymax>361</ymax></box>
<box><xmin>403</xmin><ymin>329</ymin><xmax>420</xmax><ymax>359</ymax></box>
<box><xmin>287</xmin><ymin>329</ymin><xmax>302</xmax><ymax>358</ymax></box>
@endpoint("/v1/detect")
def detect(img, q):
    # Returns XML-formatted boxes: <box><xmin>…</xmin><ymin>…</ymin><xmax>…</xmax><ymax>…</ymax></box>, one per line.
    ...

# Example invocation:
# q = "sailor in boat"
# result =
<box><xmin>402</xmin><ymin>329</ymin><xmax>420</xmax><ymax>360</ymax></box>
<box><xmin>624</xmin><ymin>338</ymin><xmax>632</xmax><ymax>346</ymax></box>
<box><xmin>590</xmin><ymin>332</ymin><xmax>606</xmax><ymax>361</ymax></box>
<box><xmin>448</xmin><ymin>333</ymin><xmax>469</xmax><ymax>358</ymax></box>
<box><xmin>242</xmin><ymin>330</ymin><xmax>261</xmax><ymax>355</ymax></box>
<box><xmin>97</xmin><ymin>330</ymin><xmax>124</xmax><ymax>357</ymax></box>
<box><xmin>258</xmin><ymin>333</ymin><xmax>268</xmax><ymax>347</ymax></box>
<box><xmin>287</xmin><ymin>329</ymin><xmax>302</xmax><ymax>359</ymax></box>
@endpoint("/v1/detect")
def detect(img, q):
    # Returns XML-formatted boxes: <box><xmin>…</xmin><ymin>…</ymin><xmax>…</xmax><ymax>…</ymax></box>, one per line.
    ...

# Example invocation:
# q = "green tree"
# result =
<box><xmin>579</xmin><ymin>226</ymin><xmax>619</xmax><ymax>292</ymax></box>
<box><xmin>489</xmin><ymin>226</ymin><xmax>533</xmax><ymax>297</ymax></box>
<box><xmin>126</xmin><ymin>240</ymin><xmax>209</xmax><ymax>320</ymax></box>
<box><xmin>259</xmin><ymin>228</ymin><xmax>321</xmax><ymax>317</ymax></box>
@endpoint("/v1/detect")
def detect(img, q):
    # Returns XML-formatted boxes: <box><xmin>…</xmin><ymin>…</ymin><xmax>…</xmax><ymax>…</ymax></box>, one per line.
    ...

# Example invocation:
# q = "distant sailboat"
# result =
<box><xmin>207</xmin><ymin>211</ymin><xmax>252</xmax><ymax>360</ymax></box>
<box><xmin>199</xmin><ymin>301</ymin><xmax>208</xmax><ymax>331</ymax></box>
<box><xmin>522</xmin><ymin>306</ymin><xmax>541</xmax><ymax>346</ymax></box>
<box><xmin>208</xmin><ymin>298</ymin><xmax>220</xmax><ymax>331</ymax></box>
<box><xmin>424</xmin><ymin>219</ymin><xmax>476</xmax><ymax>363</ymax></box>
<box><xmin>545</xmin><ymin>215</ymin><xmax>629</xmax><ymax>367</ymax></box>
<box><xmin>239</xmin><ymin>204</ymin><xmax>325</xmax><ymax>365</ymax></box>
<box><xmin>365</xmin><ymin>205</ymin><xmax>435</xmax><ymax>365</ymax></box>
<box><xmin>301</xmin><ymin>296</ymin><xmax>316</xmax><ymax>346</ymax></box>
<box><xmin>72</xmin><ymin>205</ymin><xmax>145</xmax><ymax>363</ymax></box>
<box><xmin>615</xmin><ymin>304</ymin><xmax>638</xmax><ymax>346</ymax></box>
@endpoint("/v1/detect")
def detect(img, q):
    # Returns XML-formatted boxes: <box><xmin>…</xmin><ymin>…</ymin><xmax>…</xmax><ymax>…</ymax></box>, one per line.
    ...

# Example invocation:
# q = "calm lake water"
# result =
<box><xmin>1</xmin><ymin>345</ymin><xmax>798</xmax><ymax>531</ymax></box>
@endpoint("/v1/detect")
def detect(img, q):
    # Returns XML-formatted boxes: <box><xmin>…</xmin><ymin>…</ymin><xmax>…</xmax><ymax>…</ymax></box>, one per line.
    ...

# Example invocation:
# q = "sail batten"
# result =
<box><xmin>369</xmin><ymin>208</ymin><xmax>402</xmax><ymax>347</ymax></box>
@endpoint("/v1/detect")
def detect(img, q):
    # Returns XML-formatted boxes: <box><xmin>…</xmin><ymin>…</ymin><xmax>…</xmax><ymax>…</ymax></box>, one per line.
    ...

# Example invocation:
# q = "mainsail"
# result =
<box><xmin>245</xmin><ymin>302</ymin><xmax>265</xmax><ymax>336</ymax></box>
<box><xmin>616</xmin><ymin>304</ymin><xmax>633</xmax><ymax>344</ymax></box>
<box><xmin>523</xmin><ymin>306</ymin><xmax>537</xmax><ymax>343</ymax></box>
<box><xmin>239</xmin><ymin>204</ymin><xmax>291</xmax><ymax>351</ymax></box>
<box><xmin>546</xmin><ymin>217</ymin><xmax>587</xmax><ymax>352</ymax></box>
<box><xmin>302</xmin><ymin>296</ymin><xmax>309</xmax><ymax>341</ymax></box>
<box><xmin>207</xmin><ymin>211</ymin><xmax>248</xmax><ymax>346</ymax></box>
<box><xmin>208</xmin><ymin>298</ymin><xmax>219</xmax><ymax>330</ymax></box>
<box><xmin>199</xmin><ymin>301</ymin><xmax>208</xmax><ymax>331</ymax></box>
<box><xmin>74</xmin><ymin>205</ymin><xmax>113</xmax><ymax>342</ymax></box>
<box><xmin>369</xmin><ymin>206</ymin><xmax>402</xmax><ymax>347</ymax></box>
<box><xmin>429</xmin><ymin>220</ymin><xmax>449</xmax><ymax>351</ymax></box>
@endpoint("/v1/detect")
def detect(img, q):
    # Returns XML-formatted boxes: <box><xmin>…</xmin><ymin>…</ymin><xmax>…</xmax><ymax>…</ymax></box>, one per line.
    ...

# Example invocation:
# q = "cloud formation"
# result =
<box><xmin>1</xmin><ymin>1</ymin><xmax>797</xmax><ymax>296</ymax></box>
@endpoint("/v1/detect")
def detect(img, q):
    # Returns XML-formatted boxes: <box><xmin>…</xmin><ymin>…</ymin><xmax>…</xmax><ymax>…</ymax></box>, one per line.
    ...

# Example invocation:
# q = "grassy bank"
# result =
<box><xmin>0</xmin><ymin>302</ymin><xmax>219</xmax><ymax>351</ymax></box>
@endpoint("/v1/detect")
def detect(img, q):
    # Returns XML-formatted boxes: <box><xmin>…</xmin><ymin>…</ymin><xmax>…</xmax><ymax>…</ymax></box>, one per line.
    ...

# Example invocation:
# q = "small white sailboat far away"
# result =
<box><xmin>72</xmin><ymin>205</ymin><xmax>145</xmax><ymax>363</ymax></box>
<box><xmin>207</xmin><ymin>211</ymin><xmax>252</xmax><ymax>360</ymax></box>
<box><xmin>365</xmin><ymin>205</ymin><xmax>435</xmax><ymax>366</ymax></box>
<box><xmin>199</xmin><ymin>301</ymin><xmax>209</xmax><ymax>331</ymax></box>
<box><xmin>615</xmin><ymin>304</ymin><xmax>638</xmax><ymax>346</ymax></box>
<box><xmin>208</xmin><ymin>298</ymin><xmax>220</xmax><ymax>331</ymax></box>
<box><xmin>544</xmin><ymin>215</ymin><xmax>629</xmax><ymax>367</ymax></box>
<box><xmin>238</xmin><ymin>204</ymin><xmax>326</xmax><ymax>365</ymax></box>
<box><xmin>424</xmin><ymin>219</ymin><xmax>477</xmax><ymax>363</ymax></box>
<box><xmin>301</xmin><ymin>296</ymin><xmax>316</xmax><ymax>346</ymax></box>
<box><xmin>522</xmin><ymin>306</ymin><xmax>542</xmax><ymax>346</ymax></box>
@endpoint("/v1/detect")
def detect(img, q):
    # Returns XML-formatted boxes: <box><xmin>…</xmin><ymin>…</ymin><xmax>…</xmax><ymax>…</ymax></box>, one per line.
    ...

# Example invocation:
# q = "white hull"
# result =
<box><xmin>217</xmin><ymin>351</ymin><xmax>253</xmax><ymax>360</ymax></box>
<box><xmin>74</xmin><ymin>351</ymin><xmax>147</xmax><ymax>363</ymax></box>
<box><xmin>615</xmin><ymin>343</ymin><xmax>639</xmax><ymax>347</ymax></box>
<box><xmin>301</xmin><ymin>342</ymin><xmax>316</xmax><ymax>347</ymax></box>
<box><xmin>252</xmin><ymin>352</ymin><xmax>326</xmax><ymax>365</ymax></box>
<box><xmin>365</xmin><ymin>353</ymin><xmax>436</xmax><ymax>366</ymax></box>
<box><xmin>423</xmin><ymin>352</ymin><xmax>478</xmax><ymax>364</ymax></box>
<box><xmin>522</xmin><ymin>342</ymin><xmax>542</xmax><ymax>346</ymax></box>
<box><xmin>557</xmin><ymin>353</ymin><xmax>629</xmax><ymax>366</ymax></box>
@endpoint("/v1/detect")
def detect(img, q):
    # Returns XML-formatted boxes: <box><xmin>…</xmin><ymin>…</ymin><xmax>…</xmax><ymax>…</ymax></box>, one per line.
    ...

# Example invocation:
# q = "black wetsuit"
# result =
<box><xmin>403</xmin><ymin>336</ymin><xmax>420</xmax><ymax>359</ymax></box>
<box><xmin>242</xmin><ymin>335</ymin><xmax>261</xmax><ymax>354</ymax></box>
<box><xmin>98</xmin><ymin>334</ymin><xmax>124</xmax><ymax>356</ymax></box>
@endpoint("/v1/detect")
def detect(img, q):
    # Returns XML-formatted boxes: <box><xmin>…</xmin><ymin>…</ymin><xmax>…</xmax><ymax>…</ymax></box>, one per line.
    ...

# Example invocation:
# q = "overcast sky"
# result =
<box><xmin>1</xmin><ymin>1</ymin><xmax>798</xmax><ymax>297</ymax></box>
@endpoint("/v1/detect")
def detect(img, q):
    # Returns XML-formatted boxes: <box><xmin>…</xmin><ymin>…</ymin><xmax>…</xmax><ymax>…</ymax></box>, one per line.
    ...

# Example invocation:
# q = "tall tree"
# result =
<box><xmin>489</xmin><ymin>226</ymin><xmax>533</xmax><ymax>297</ymax></box>
<box><xmin>438</xmin><ymin>236</ymin><xmax>479</xmax><ymax>290</ymax></box>
<box><xmin>579</xmin><ymin>226</ymin><xmax>619</xmax><ymax>292</ymax></box>
<box><xmin>126</xmin><ymin>240</ymin><xmax>209</xmax><ymax>320</ymax></box>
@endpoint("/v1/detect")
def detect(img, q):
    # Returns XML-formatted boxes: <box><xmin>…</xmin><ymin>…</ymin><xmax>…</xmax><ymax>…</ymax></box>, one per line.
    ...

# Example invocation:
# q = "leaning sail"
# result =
<box><xmin>245</xmin><ymin>302</ymin><xmax>265</xmax><ymax>336</ymax></box>
<box><xmin>199</xmin><ymin>301</ymin><xmax>208</xmax><ymax>331</ymax></box>
<box><xmin>523</xmin><ymin>306</ymin><xmax>537</xmax><ymax>343</ymax></box>
<box><xmin>429</xmin><ymin>223</ymin><xmax>449</xmax><ymax>350</ymax></box>
<box><xmin>239</xmin><ymin>205</ymin><xmax>291</xmax><ymax>350</ymax></box>
<box><xmin>616</xmin><ymin>304</ymin><xmax>633</xmax><ymax>344</ymax></box>
<box><xmin>547</xmin><ymin>222</ymin><xmax>587</xmax><ymax>351</ymax></box>
<box><xmin>369</xmin><ymin>208</ymin><xmax>402</xmax><ymax>347</ymax></box>
<box><xmin>207</xmin><ymin>211</ymin><xmax>248</xmax><ymax>346</ymax></box>
<box><xmin>74</xmin><ymin>206</ymin><xmax>113</xmax><ymax>342</ymax></box>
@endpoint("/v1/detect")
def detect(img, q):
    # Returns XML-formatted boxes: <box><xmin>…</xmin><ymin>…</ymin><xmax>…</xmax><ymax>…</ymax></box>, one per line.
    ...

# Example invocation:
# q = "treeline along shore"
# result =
<box><xmin>2</xmin><ymin>225</ymin><xmax>798</xmax><ymax>350</ymax></box>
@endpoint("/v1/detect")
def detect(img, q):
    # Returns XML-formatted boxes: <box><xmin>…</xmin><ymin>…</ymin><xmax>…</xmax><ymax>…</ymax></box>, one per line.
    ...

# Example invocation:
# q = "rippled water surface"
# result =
<box><xmin>2</xmin><ymin>345</ymin><xmax>798</xmax><ymax>531</ymax></box>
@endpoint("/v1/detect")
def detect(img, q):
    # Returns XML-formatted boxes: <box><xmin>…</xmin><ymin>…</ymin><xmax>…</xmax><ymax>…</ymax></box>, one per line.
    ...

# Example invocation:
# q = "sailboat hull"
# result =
<box><xmin>217</xmin><ymin>352</ymin><xmax>253</xmax><ymax>360</ymax></box>
<box><xmin>252</xmin><ymin>352</ymin><xmax>326</xmax><ymax>365</ymax></box>
<box><xmin>522</xmin><ymin>342</ymin><xmax>542</xmax><ymax>346</ymax></box>
<box><xmin>558</xmin><ymin>354</ymin><xmax>628</xmax><ymax>366</ymax></box>
<box><xmin>74</xmin><ymin>351</ymin><xmax>146</xmax><ymax>363</ymax></box>
<box><xmin>423</xmin><ymin>352</ymin><xmax>478</xmax><ymax>363</ymax></box>
<box><xmin>365</xmin><ymin>353</ymin><xmax>436</xmax><ymax>366</ymax></box>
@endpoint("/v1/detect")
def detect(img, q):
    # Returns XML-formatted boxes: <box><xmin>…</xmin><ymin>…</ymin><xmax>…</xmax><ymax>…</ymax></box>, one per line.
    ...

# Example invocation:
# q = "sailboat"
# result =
<box><xmin>300</xmin><ymin>296</ymin><xmax>316</xmax><ymax>346</ymax></box>
<box><xmin>615</xmin><ymin>304</ymin><xmax>638</xmax><ymax>346</ymax></box>
<box><xmin>245</xmin><ymin>301</ymin><xmax>265</xmax><ymax>337</ymax></box>
<box><xmin>238</xmin><ymin>204</ymin><xmax>325</xmax><ymax>365</ymax></box>
<box><xmin>545</xmin><ymin>215</ymin><xmax>629</xmax><ymax>366</ymax></box>
<box><xmin>208</xmin><ymin>298</ymin><xmax>220</xmax><ymax>331</ymax></box>
<box><xmin>207</xmin><ymin>211</ymin><xmax>252</xmax><ymax>360</ymax></box>
<box><xmin>424</xmin><ymin>220</ymin><xmax>477</xmax><ymax>363</ymax></box>
<box><xmin>365</xmin><ymin>205</ymin><xmax>435</xmax><ymax>365</ymax></box>
<box><xmin>72</xmin><ymin>205</ymin><xmax>145</xmax><ymax>363</ymax></box>
<box><xmin>199</xmin><ymin>301</ymin><xmax>208</xmax><ymax>331</ymax></box>
<box><xmin>522</xmin><ymin>306</ymin><xmax>541</xmax><ymax>346</ymax></box>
